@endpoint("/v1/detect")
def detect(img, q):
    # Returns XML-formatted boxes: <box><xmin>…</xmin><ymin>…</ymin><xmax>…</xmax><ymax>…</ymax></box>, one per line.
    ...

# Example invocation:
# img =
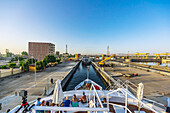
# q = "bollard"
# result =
<box><xmin>0</xmin><ymin>71</ymin><xmax>1</xmax><ymax>78</ymax></box>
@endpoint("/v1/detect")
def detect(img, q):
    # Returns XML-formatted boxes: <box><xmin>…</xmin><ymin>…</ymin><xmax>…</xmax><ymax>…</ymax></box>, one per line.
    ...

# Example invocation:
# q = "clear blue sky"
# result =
<box><xmin>0</xmin><ymin>0</ymin><xmax>170</xmax><ymax>55</ymax></box>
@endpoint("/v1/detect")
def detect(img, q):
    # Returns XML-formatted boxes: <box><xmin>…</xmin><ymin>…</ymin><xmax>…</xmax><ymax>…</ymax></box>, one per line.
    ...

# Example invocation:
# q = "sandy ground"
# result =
<box><xmin>104</xmin><ymin>63</ymin><xmax>170</xmax><ymax>104</ymax></box>
<box><xmin>0</xmin><ymin>61</ymin><xmax>77</xmax><ymax>112</ymax></box>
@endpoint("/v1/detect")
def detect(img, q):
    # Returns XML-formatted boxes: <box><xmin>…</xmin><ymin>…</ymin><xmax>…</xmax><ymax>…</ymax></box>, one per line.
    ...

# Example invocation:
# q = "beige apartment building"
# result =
<box><xmin>28</xmin><ymin>42</ymin><xmax>55</xmax><ymax>61</ymax></box>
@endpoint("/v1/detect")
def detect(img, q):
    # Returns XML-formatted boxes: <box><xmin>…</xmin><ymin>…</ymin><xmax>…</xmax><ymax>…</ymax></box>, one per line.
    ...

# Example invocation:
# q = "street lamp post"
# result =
<box><xmin>32</xmin><ymin>55</ymin><xmax>37</xmax><ymax>86</ymax></box>
<box><xmin>18</xmin><ymin>52</ymin><xmax>20</xmax><ymax>66</ymax></box>
<box><xmin>35</xmin><ymin>59</ymin><xmax>37</xmax><ymax>86</ymax></box>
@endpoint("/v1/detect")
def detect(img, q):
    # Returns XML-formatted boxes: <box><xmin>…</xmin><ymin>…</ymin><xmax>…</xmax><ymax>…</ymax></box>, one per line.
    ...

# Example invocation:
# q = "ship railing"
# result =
<box><xmin>106</xmin><ymin>88</ymin><xmax>161</xmax><ymax>113</ymax></box>
<box><xmin>142</xmin><ymin>98</ymin><xmax>166</xmax><ymax>111</ymax></box>
<box><xmin>75</xmin><ymin>79</ymin><xmax>102</xmax><ymax>90</ymax></box>
<box><xmin>111</xmin><ymin>79</ymin><xmax>166</xmax><ymax>111</ymax></box>
<box><xmin>31</xmin><ymin>106</ymin><xmax>109</xmax><ymax>113</ymax></box>
<box><xmin>89</xmin><ymin>83</ymin><xmax>109</xmax><ymax>113</ymax></box>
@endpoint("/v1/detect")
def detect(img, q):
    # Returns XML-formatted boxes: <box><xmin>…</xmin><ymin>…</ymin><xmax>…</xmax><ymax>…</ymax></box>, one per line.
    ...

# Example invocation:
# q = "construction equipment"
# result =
<box><xmin>98</xmin><ymin>54</ymin><xmax>116</xmax><ymax>65</ymax></box>
<box><xmin>134</xmin><ymin>53</ymin><xmax>149</xmax><ymax>59</ymax></box>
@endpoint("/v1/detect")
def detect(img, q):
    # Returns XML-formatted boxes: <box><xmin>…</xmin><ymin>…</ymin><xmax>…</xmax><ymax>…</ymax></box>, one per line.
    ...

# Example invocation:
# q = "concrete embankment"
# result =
<box><xmin>48</xmin><ymin>61</ymin><xmax>81</xmax><ymax>94</ymax></box>
<box><xmin>91</xmin><ymin>62</ymin><xmax>112</xmax><ymax>87</ymax></box>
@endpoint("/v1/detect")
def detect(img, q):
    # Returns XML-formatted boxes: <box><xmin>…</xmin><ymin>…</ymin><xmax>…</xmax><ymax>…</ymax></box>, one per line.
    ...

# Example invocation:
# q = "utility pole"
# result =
<box><xmin>35</xmin><ymin>58</ymin><xmax>37</xmax><ymax>86</ymax></box>
<box><xmin>32</xmin><ymin>55</ymin><xmax>37</xmax><ymax>86</ymax></box>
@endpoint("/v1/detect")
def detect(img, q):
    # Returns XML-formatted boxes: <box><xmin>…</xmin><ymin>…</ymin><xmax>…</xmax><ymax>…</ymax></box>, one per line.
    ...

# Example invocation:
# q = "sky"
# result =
<box><xmin>0</xmin><ymin>0</ymin><xmax>170</xmax><ymax>55</ymax></box>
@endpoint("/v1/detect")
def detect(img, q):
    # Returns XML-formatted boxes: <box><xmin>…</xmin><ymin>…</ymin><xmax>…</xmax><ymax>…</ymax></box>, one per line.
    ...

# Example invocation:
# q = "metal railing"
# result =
<box><xmin>88</xmin><ymin>83</ymin><xmax>109</xmax><ymax>113</ymax></box>
<box><xmin>31</xmin><ymin>106</ymin><xmax>109</xmax><ymax>113</ymax></box>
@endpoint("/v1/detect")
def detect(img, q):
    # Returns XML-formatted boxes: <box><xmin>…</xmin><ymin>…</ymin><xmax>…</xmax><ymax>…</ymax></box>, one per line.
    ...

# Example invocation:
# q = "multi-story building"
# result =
<box><xmin>28</xmin><ymin>42</ymin><xmax>55</xmax><ymax>61</ymax></box>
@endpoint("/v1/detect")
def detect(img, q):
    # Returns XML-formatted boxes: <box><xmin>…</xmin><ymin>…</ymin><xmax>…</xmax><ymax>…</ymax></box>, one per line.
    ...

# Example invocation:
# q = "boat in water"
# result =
<box><xmin>9</xmin><ymin>66</ymin><xmax>166</xmax><ymax>113</ymax></box>
<box><xmin>82</xmin><ymin>57</ymin><xmax>91</xmax><ymax>65</ymax></box>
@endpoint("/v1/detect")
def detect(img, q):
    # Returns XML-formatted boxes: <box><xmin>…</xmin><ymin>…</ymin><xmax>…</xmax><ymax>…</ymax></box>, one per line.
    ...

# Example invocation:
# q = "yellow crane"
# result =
<box><xmin>98</xmin><ymin>54</ymin><xmax>116</xmax><ymax>65</ymax></box>
<box><xmin>154</xmin><ymin>53</ymin><xmax>170</xmax><ymax>59</ymax></box>
<box><xmin>134</xmin><ymin>53</ymin><xmax>149</xmax><ymax>59</ymax></box>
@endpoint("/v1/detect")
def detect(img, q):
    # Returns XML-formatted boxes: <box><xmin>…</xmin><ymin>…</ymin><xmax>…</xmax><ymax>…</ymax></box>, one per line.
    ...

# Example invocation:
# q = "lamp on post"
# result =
<box><xmin>32</xmin><ymin>55</ymin><xmax>37</xmax><ymax>86</ymax></box>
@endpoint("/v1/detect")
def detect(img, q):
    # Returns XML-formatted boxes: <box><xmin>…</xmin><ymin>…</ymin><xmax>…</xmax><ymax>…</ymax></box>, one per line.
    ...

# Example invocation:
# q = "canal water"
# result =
<box><xmin>65</xmin><ymin>62</ymin><xmax>106</xmax><ymax>91</ymax></box>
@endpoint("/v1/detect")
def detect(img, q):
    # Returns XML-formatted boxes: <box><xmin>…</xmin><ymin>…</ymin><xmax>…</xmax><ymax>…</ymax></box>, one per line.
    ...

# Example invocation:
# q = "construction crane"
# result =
<box><xmin>98</xmin><ymin>54</ymin><xmax>116</xmax><ymax>65</ymax></box>
<box><xmin>134</xmin><ymin>53</ymin><xmax>149</xmax><ymax>59</ymax></box>
<box><xmin>154</xmin><ymin>53</ymin><xmax>170</xmax><ymax>59</ymax></box>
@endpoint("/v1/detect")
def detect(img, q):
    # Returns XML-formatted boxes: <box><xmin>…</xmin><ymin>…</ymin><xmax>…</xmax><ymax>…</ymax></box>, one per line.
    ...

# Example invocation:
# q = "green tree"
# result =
<box><xmin>42</xmin><ymin>58</ymin><xmax>47</xmax><ymax>67</ymax></box>
<box><xmin>21</xmin><ymin>51</ymin><xmax>28</xmax><ymax>56</ymax></box>
<box><xmin>28</xmin><ymin>58</ymin><xmax>36</xmax><ymax>64</ymax></box>
<box><xmin>44</xmin><ymin>55</ymin><xmax>56</xmax><ymax>63</ymax></box>
<box><xmin>22</xmin><ymin>61</ymin><xmax>29</xmax><ymax>71</ymax></box>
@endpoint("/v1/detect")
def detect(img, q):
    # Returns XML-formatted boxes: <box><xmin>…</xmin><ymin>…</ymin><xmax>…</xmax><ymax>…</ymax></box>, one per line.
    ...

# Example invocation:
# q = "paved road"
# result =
<box><xmin>0</xmin><ymin>61</ymin><xmax>77</xmax><ymax>112</ymax></box>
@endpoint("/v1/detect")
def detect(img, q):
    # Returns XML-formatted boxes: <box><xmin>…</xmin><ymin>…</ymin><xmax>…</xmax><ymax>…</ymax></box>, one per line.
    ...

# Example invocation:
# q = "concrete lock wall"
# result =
<box><xmin>61</xmin><ymin>61</ymin><xmax>81</xmax><ymax>91</ymax></box>
<box><xmin>91</xmin><ymin>62</ymin><xmax>111</xmax><ymax>87</ymax></box>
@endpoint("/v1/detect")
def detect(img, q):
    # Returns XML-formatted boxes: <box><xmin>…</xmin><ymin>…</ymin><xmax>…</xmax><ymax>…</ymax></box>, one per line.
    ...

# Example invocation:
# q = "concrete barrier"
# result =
<box><xmin>91</xmin><ymin>62</ymin><xmax>111</xmax><ymax>86</ymax></box>
<box><xmin>42</xmin><ymin>61</ymin><xmax>81</xmax><ymax>96</ymax></box>
<box><xmin>61</xmin><ymin>61</ymin><xmax>81</xmax><ymax>91</ymax></box>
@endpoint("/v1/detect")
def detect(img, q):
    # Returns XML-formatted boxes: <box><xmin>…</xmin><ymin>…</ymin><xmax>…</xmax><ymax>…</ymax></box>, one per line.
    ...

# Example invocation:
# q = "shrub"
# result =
<box><xmin>42</xmin><ymin>58</ymin><xmax>47</xmax><ymax>67</ymax></box>
<box><xmin>22</xmin><ymin>61</ymin><xmax>29</xmax><ymax>71</ymax></box>
<box><xmin>19</xmin><ymin>61</ymin><xmax>24</xmax><ymax>67</ymax></box>
<box><xmin>0</xmin><ymin>65</ymin><xmax>8</xmax><ymax>69</ymax></box>
<box><xmin>36</xmin><ymin>61</ymin><xmax>43</xmax><ymax>70</ymax></box>
<box><xmin>8</xmin><ymin>63</ymin><xmax>16</xmax><ymax>68</ymax></box>
<box><xmin>56</xmin><ymin>58</ymin><xmax>61</xmax><ymax>63</ymax></box>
